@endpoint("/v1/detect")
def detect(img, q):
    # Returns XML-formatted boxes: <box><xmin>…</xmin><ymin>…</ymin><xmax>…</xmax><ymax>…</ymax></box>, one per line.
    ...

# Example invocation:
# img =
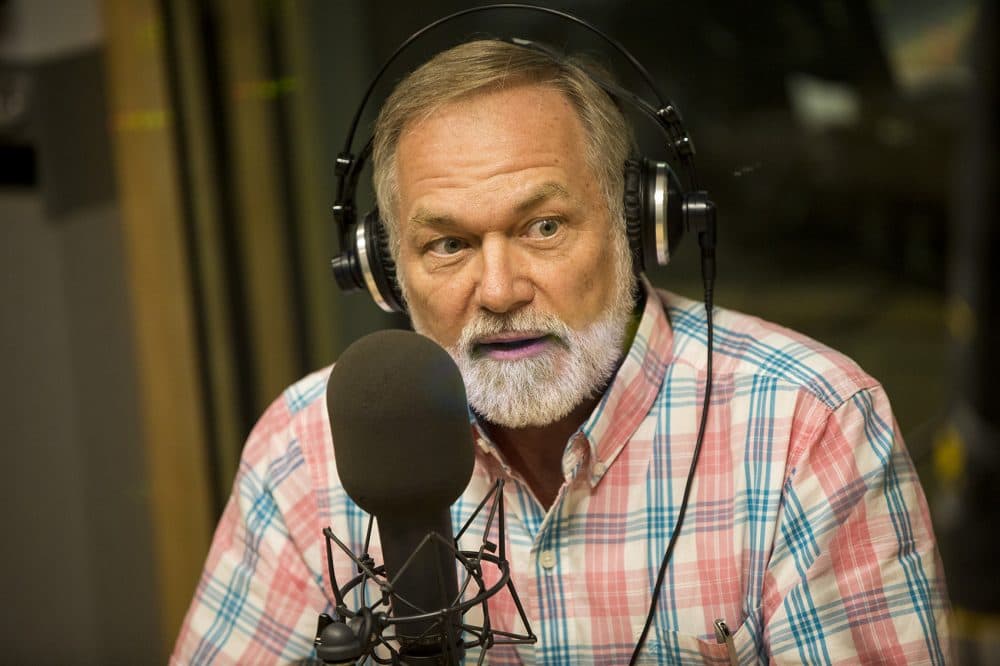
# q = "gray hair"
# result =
<box><xmin>371</xmin><ymin>39</ymin><xmax>637</xmax><ymax>264</ymax></box>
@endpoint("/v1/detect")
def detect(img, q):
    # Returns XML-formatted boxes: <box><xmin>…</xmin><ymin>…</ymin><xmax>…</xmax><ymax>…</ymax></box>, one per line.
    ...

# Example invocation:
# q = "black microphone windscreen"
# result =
<box><xmin>327</xmin><ymin>329</ymin><xmax>475</xmax><ymax>518</ymax></box>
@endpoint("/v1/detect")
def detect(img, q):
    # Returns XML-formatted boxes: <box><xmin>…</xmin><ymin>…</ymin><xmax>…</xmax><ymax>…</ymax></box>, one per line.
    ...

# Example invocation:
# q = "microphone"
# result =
<box><xmin>325</xmin><ymin>329</ymin><xmax>476</xmax><ymax>663</ymax></box>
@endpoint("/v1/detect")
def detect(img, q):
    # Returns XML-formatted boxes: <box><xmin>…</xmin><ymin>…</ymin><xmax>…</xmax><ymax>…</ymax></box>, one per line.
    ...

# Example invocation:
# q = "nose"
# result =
<box><xmin>475</xmin><ymin>238</ymin><xmax>533</xmax><ymax>314</ymax></box>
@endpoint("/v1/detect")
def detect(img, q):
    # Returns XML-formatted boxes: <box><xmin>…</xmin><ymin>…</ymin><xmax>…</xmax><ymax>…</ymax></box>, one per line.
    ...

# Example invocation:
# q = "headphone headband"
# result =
<box><xmin>340</xmin><ymin>4</ymin><xmax>669</xmax><ymax>159</ymax></box>
<box><xmin>333</xmin><ymin>4</ymin><xmax>702</xmax><ymax>240</ymax></box>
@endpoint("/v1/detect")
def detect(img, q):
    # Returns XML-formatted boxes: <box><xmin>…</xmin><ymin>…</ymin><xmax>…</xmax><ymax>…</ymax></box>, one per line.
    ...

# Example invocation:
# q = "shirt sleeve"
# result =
<box><xmin>171</xmin><ymin>402</ymin><xmax>327</xmax><ymax>665</ymax></box>
<box><xmin>762</xmin><ymin>386</ymin><xmax>952</xmax><ymax>664</ymax></box>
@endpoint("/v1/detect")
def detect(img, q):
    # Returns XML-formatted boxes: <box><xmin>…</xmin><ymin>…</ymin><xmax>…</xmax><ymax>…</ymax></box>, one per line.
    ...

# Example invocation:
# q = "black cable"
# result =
<box><xmin>629</xmin><ymin>274</ymin><xmax>715</xmax><ymax>664</ymax></box>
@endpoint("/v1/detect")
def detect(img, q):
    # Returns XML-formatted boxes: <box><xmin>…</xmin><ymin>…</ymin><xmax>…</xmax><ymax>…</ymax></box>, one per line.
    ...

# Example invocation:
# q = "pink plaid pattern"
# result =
<box><xmin>172</xmin><ymin>283</ymin><xmax>950</xmax><ymax>664</ymax></box>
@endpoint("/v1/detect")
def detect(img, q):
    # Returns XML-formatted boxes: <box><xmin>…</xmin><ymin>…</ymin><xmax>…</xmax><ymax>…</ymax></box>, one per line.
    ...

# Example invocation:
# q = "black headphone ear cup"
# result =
<box><xmin>622</xmin><ymin>158</ymin><xmax>645</xmax><ymax>274</ymax></box>
<box><xmin>361</xmin><ymin>208</ymin><xmax>406</xmax><ymax>313</ymax></box>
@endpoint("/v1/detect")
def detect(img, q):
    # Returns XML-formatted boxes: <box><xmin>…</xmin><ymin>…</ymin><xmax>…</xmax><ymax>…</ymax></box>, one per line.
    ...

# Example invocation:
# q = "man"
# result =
<box><xmin>173</xmin><ymin>40</ymin><xmax>950</xmax><ymax>664</ymax></box>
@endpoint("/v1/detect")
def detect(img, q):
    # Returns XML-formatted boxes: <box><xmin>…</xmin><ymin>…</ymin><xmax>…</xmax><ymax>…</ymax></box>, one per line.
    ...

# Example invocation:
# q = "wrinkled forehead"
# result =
<box><xmin>399</xmin><ymin>80</ymin><xmax>582</xmax><ymax>144</ymax></box>
<box><xmin>393</xmin><ymin>85</ymin><xmax>595</xmax><ymax>208</ymax></box>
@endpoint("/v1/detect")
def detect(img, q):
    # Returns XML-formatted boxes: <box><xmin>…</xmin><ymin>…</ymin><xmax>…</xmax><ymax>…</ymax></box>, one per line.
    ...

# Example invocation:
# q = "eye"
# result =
<box><xmin>527</xmin><ymin>218</ymin><xmax>562</xmax><ymax>239</ymax></box>
<box><xmin>428</xmin><ymin>237</ymin><xmax>468</xmax><ymax>255</ymax></box>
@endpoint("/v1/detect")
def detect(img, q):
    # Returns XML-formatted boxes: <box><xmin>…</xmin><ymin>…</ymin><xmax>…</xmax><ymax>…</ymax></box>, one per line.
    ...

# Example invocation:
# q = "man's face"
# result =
<box><xmin>394</xmin><ymin>83</ymin><xmax>634</xmax><ymax>428</ymax></box>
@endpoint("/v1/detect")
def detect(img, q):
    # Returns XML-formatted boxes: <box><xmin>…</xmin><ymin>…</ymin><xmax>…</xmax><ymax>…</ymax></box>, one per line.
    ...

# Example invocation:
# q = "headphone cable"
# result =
<box><xmin>629</xmin><ymin>244</ymin><xmax>715</xmax><ymax>665</ymax></box>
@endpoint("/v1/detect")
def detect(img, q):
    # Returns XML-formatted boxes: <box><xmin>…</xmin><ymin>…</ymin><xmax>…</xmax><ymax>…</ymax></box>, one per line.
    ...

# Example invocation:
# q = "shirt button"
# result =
<box><xmin>539</xmin><ymin>549</ymin><xmax>556</xmax><ymax>569</ymax></box>
<box><xmin>592</xmin><ymin>460</ymin><xmax>607</xmax><ymax>476</ymax></box>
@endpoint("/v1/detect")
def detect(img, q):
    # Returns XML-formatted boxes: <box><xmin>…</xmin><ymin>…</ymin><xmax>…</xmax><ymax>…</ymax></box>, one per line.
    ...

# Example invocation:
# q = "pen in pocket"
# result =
<box><xmin>714</xmin><ymin>618</ymin><xmax>739</xmax><ymax>666</ymax></box>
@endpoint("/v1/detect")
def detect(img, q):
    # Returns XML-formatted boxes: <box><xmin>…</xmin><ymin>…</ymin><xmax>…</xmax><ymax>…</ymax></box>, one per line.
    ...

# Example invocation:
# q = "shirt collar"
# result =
<box><xmin>576</xmin><ymin>275</ymin><xmax>675</xmax><ymax>487</ymax></box>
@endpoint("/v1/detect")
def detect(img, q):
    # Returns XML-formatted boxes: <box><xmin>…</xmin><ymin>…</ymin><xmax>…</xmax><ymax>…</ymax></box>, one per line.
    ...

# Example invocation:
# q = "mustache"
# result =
<box><xmin>455</xmin><ymin>310</ymin><xmax>572</xmax><ymax>351</ymax></box>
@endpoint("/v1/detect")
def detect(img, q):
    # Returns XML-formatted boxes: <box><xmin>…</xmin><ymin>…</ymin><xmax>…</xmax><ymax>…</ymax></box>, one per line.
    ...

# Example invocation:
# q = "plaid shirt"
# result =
<box><xmin>173</xmin><ymin>283</ymin><xmax>950</xmax><ymax>664</ymax></box>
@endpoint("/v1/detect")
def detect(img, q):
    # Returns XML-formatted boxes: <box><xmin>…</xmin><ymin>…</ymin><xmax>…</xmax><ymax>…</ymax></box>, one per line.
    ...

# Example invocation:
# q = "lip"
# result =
<box><xmin>474</xmin><ymin>333</ymin><xmax>553</xmax><ymax>361</ymax></box>
<box><xmin>476</xmin><ymin>330</ymin><xmax>549</xmax><ymax>344</ymax></box>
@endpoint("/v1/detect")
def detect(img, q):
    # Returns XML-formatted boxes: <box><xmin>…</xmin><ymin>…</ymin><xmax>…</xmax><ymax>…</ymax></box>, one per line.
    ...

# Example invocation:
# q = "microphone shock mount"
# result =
<box><xmin>314</xmin><ymin>479</ymin><xmax>536</xmax><ymax>665</ymax></box>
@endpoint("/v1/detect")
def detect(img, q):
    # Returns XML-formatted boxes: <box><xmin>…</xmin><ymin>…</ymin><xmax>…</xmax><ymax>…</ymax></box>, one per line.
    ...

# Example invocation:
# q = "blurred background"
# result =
<box><xmin>1</xmin><ymin>0</ymin><xmax>995</xmax><ymax>663</ymax></box>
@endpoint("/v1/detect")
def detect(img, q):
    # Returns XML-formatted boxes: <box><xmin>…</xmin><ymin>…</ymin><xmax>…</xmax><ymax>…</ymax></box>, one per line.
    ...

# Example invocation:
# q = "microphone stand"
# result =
<box><xmin>314</xmin><ymin>479</ymin><xmax>536</xmax><ymax>664</ymax></box>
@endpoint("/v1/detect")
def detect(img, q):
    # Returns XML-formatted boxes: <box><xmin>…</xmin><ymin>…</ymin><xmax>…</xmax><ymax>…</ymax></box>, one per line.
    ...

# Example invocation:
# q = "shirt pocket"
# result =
<box><xmin>638</xmin><ymin>606</ymin><xmax>763</xmax><ymax>665</ymax></box>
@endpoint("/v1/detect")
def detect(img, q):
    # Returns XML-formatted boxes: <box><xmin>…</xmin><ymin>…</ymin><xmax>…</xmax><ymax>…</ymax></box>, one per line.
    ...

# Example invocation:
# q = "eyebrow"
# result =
<box><xmin>514</xmin><ymin>181</ymin><xmax>574</xmax><ymax>213</ymax></box>
<box><xmin>409</xmin><ymin>209</ymin><xmax>460</xmax><ymax>229</ymax></box>
<box><xmin>408</xmin><ymin>181</ymin><xmax>575</xmax><ymax>228</ymax></box>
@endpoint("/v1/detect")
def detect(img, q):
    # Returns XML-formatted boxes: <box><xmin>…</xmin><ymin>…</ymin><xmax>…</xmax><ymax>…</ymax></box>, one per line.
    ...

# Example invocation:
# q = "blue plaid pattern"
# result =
<box><xmin>173</xmin><ymin>283</ymin><xmax>950</xmax><ymax>664</ymax></box>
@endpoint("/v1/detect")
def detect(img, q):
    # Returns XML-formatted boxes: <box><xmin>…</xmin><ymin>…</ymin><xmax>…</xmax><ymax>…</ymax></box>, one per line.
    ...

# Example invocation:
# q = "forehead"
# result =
<box><xmin>406</xmin><ymin>81</ymin><xmax>582</xmax><ymax>138</ymax></box>
<box><xmin>394</xmin><ymin>84</ymin><xmax>591</xmax><ymax>194</ymax></box>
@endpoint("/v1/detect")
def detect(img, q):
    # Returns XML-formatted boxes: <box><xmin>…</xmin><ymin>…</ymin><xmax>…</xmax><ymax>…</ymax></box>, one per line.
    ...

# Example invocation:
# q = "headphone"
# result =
<box><xmin>329</xmin><ymin>4</ymin><xmax>717</xmax><ymax>313</ymax></box>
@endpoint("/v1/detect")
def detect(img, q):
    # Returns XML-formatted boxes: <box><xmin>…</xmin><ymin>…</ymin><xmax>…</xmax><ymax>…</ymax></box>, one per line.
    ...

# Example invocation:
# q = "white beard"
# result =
<box><xmin>444</xmin><ymin>301</ymin><xmax>633</xmax><ymax>428</ymax></box>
